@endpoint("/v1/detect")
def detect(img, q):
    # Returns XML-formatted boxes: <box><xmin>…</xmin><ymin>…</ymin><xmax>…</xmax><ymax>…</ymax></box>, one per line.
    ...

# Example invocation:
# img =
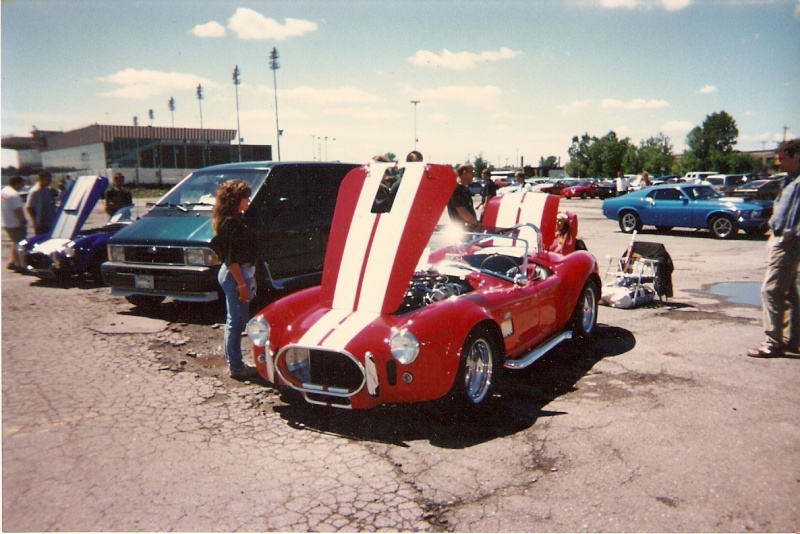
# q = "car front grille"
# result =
<box><xmin>278</xmin><ymin>347</ymin><xmax>365</xmax><ymax>394</ymax></box>
<box><xmin>27</xmin><ymin>252</ymin><xmax>53</xmax><ymax>270</ymax></box>
<box><xmin>123</xmin><ymin>246</ymin><xmax>185</xmax><ymax>265</ymax></box>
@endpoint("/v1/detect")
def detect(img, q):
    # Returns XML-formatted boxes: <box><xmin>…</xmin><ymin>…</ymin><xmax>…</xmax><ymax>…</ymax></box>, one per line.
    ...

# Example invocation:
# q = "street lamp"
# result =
<box><xmin>410</xmin><ymin>100</ymin><xmax>420</xmax><ymax>150</ymax></box>
<box><xmin>197</xmin><ymin>83</ymin><xmax>205</xmax><ymax>166</ymax></box>
<box><xmin>233</xmin><ymin>65</ymin><xmax>242</xmax><ymax>162</ymax></box>
<box><xmin>133</xmin><ymin>115</ymin><xmax>140</xmax><ymax>184</ymax></box>
<box><xmin>269</xmin><ymin>47</ymin><xmax>281</xmax><ymax>162</ymax></box>
<box><xmin>168</xmin><ymin>97</ymin><xmax>177</xmax><ymax>169</ymax></box>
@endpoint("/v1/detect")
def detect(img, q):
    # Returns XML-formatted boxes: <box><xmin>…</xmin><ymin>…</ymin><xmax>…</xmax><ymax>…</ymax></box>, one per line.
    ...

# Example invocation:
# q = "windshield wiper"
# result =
<box><xmin>182</xmin><ymin>201</ymin><xmax>215</xmax><ymax>207</ymax></box>
<box><xmin>153</xmin><ymin>202</ymin><xmax>188</xmax><ymax>212</ymax></box>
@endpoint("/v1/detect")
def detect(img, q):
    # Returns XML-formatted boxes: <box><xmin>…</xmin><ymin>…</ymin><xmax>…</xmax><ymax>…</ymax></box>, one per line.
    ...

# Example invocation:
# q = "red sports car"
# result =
<box><xmin>246</xmin><ymin>162</ymin><xmax>601</xmax><ymax>410</ymax></box>
<box><xmin>561</xmin><ymin>180</ymin><xmax>599</xmax><ymax>199</ymax></box>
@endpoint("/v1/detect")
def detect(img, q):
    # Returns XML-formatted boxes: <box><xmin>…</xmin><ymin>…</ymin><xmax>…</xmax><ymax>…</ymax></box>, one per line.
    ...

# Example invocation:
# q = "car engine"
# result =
<box><xmin>395</xmin><ymin>271</ymin><xmax>472</xmax><ymax>314</ymax></box>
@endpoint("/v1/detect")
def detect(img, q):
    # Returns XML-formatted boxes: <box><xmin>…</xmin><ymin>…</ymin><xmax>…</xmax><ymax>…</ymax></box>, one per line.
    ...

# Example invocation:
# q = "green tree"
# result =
<box><xmin>472</xmin><ymin>153</ymin><xmax>491</xmax><ymax>178</ymax></box>
<box><xmin>683</xmin><ymin>111</ymin><xmax>739</xmax><ymax>172</ymax></box>
<box><xmin>637</xmin><ymin>133</ymin><xmax>675</xmax><ymax>175</ymax></box>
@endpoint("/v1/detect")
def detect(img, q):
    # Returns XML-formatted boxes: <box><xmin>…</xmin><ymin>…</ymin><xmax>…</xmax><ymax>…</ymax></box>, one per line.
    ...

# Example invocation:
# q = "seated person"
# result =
<box><xmin>548</xmin><ymin>212</ymin><xmax>576</xmax><ymax>255</ymax></box>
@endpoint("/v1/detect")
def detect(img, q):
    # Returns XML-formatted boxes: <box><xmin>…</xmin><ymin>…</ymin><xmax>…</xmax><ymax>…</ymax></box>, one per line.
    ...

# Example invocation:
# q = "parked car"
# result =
<box><xmin>21</xmin><ymin>204</ymin><xmax>149</xmax><ymax>282</ymax></box>
<box><xmin>468</xmin><ymin>179</ymin><xmax>484</xmax><ymax>196</ymax></box>
<box><xmin>596</xmin><ymin>180</ymin><xmax>617</xmax><ymax>199</ymax></box>
<box><xmin>732</xmin><ymin>179</ymin><xmax>781</xmax><ymax>200</ymax></box>
<box><xmin>705</xmin><ymin>174</ymin><xmax>748</xmax><ymax>196</ymax></box>
<box><xmin>560</xmin><ymin>180</ymin><xmax>598</xmax><ymax>199</ymax></box>
<box><xmin>245</xmin><ymin>162</ymin><xmax>601</xmax><ymax>410</ymax></box>
<box><xmin>17</xmin><ymin>175</ymin><xmax>109</xmax><ymax>277</ymax></box>
<box><xmin>102</xmin><ymin>161</ymin><xmax>359</xmax><ymax>308</ymax></box>
<box><xmin>601</xmin><ymin>183</ymin><xmax>772</xmax><ymax>239</ymax></box>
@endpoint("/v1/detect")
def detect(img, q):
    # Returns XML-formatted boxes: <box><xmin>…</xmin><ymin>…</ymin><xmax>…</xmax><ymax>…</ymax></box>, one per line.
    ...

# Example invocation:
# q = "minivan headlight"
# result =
<box><xmin>185</xmin><ymin>247</ymin><xmax>219</xmax><ymax>266</ymax></box>
<box><xmin>108</xmin><ymin>244</ymin><xmax>125</xmax><ymax>262</ymax></box>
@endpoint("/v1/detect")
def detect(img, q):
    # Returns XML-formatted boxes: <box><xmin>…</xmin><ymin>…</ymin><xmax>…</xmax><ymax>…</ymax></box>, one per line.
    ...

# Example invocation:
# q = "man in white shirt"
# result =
<box><xmin>615</xmin><ymin>171</ymin><xmax>629</xmax><ymax>196</ymax></box>
<box><xmin>2</xmin><ymin>175</ymin><xmax>28</xmax><ymax>271</ymax></box>
<box><xmin>509</xmin><ymin>170</ymin><xmax>532</xmax><ymax>193</ymax></box>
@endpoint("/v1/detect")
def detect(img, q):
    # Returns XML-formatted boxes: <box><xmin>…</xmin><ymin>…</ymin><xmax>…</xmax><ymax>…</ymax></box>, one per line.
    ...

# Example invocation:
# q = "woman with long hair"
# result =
<box><xmin>211</xmin><ymin>180</ymin><xmax>259</xmax><ymax>380</ymax></box>
<box><xmin>548</xmin><ymin>211</ymin><xmax>576</xmax><ymax>255</ymax></box>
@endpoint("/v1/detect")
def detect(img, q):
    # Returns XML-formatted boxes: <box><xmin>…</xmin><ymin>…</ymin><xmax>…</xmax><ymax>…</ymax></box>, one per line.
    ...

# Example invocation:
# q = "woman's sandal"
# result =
<box><xmin>747</xmin><ymin>344</ymin><xmax>782</xmax><ymax>358</ymax></box>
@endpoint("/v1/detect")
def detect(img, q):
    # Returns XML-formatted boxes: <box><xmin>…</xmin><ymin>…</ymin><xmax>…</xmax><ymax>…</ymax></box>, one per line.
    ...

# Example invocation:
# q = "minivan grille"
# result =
<box><xmin>123</xmin><ymin>246</ymin><xmax>184</xmax><ymax>265</ymax></box>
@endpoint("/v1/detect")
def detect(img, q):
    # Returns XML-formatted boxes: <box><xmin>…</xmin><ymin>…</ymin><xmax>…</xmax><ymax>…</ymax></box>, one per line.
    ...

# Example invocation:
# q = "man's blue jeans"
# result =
<box><xmin>218</xmin><ymin>263</ymin><xmax>255</xmax><ymax>372</ymax></box>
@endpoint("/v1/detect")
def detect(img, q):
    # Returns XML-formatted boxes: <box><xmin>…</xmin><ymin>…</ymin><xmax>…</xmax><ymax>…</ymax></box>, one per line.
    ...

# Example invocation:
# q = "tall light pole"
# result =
<box><xmin>168</xmin><ymin>97</ymin><xmax>177</xmax><ymax>169</ymax></box>
<box><xmin>233</xmin><ymin>65</ymin><xmax>242</xmax><ymax>162</ymax></box>
<box><xmin>197</xmin><ymin>83</ymin><xmax>205</xmax><ymax>167</ymax></box>
<box><xmin>410</xmin><ymin>100</ymin><xmax>420</xmax><ymax>150</ymax></box>
<box><xmin>269</xmin><ymin>47</ymin><xmax>281</xmax><ymax>161</ymax></box>
<box><xmin>133</xmin><ymin>115</ymin><xmax>140</xmax><ymax>184</ymax></box>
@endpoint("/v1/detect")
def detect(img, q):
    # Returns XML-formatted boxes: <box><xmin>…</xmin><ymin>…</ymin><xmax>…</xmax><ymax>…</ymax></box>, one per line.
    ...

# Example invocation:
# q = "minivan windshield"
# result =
<box><xmin>155</xmin><ymin>168</ymin><xmax>270</xmax><ymax>210</ymax></box>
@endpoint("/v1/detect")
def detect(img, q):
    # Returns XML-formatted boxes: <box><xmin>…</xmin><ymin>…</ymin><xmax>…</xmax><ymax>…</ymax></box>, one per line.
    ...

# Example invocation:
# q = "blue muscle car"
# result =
<box><xmin>601</xmin><ymin>183</ymin><xmax>772</xmax><ymax>239</ymax></box>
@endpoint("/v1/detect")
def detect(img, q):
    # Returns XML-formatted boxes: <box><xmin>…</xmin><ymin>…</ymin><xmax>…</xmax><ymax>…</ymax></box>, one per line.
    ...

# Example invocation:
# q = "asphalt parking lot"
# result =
<box><xmin>2</xmin><ymin>196</ymin><xmax>798</xmax><ymax>532</ymax></box>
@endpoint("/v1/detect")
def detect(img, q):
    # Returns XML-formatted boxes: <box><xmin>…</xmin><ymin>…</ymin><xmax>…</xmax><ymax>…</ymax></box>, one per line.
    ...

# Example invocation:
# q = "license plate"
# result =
<box><xmin>134</xmin><ymin>274</ymin><xmax>154</xmax><ymax>289</ymax></box>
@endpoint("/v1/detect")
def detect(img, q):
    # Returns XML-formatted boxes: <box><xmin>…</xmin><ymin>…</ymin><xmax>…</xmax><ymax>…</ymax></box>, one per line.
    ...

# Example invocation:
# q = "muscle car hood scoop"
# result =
<box><xmin>320</xmin><ymin>162</ymin><xmax>456</xmax><ymax>314</ymax></box>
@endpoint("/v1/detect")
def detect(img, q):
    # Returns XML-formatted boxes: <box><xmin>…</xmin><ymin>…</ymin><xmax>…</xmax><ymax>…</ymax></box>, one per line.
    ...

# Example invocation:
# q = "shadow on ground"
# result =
<box><xmin>272</xmin><ymin>324</ymin><xmax>635</xmax><ymax>448</ymax></box>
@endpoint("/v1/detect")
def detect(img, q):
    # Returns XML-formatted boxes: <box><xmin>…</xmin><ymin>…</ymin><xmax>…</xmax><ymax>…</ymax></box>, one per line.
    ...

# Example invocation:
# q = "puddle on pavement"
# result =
<box><xmin>704</xmin><ymin>282</ymin><xmax>762</xmax><ymax>307</ymax></box>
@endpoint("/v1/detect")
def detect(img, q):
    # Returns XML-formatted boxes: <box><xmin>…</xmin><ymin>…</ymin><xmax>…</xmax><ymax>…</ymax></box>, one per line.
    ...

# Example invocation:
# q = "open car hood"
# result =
<box><xmin>320</xmin><ymin>162</ymin><xmax>456</xmax><ymax>314</ymax></box>
<box><xmin>51</xmin><ymin>175</ymin><xmax>109</xmax><ymax>239</ymax></box>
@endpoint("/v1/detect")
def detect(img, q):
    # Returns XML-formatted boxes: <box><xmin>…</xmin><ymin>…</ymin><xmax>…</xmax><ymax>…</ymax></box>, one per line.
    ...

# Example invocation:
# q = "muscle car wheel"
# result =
<box><xmin>454</xmin><ymin>327</ymin><xmax>498</xmax><ymax>407</ymax></box>
<box><xmin>709</xmin><ymin>215</ymin><xmax>736</xmax><ymax>239</ymax></box>
<box><xmin>618</xmin><ymin>211</ymin><xmax>642</xmax><ymax>234</ymax></box>
<box><xmin>571</xmin><ymin>280</ymin><xmax>598</xmax><ymax>342</ymax></box>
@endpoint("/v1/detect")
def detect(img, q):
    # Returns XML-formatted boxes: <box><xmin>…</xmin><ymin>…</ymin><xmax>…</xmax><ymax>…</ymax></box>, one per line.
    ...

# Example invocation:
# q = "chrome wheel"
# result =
<box><xmin>618</xmin><ymin>212</ymin><xmax>642</xmax><ymax>233</ymax></box>
<box><xmin>463</xmin><ymin>336</ymin><xmax>494</xmax><ymax>405</ymax></box>
<box><xmin>572</xmin><ymin>281</ymin><xmax>598</xmax><ymax>342</ymax></box>
<box><xmin>709</xmin><ymin>215</ymin><xmax>735</xmax><ymax>239</ymax></box>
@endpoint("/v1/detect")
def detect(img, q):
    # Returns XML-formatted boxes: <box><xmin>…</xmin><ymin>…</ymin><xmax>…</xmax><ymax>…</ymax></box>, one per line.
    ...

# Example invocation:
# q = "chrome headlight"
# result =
<box><xmin>390</xmin><ymin>330</ymin><xmax>420</xmax><ymax>365</ymax></box>
<box><xmin>246</xmin><ymin>316</ymin><xmax>271</xmax><ymax>347</ymax></box>
<box><xmin>185</xmin><ymin>247</ymin><xmax>219</xmax><ymax>266</ymax></box>
<box><xmin>63</xmin><ymin>241</ymin><xmax>76</xmax><ymax>258</ymax></box>
<box><xmin>108</xmin><ymin>244</ymin><xmax>125</xmax><ymax>262</ymax></box>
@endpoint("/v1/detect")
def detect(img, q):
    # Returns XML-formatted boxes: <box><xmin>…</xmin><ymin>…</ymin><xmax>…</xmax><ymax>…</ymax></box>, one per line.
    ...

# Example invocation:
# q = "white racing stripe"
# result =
<box><xmin>493</xmin><ymin>191</ymin><xmax>550</xmax><ymax>229</ymax></box>
<box><xmin>332</xmin><ymin>162</ymin><xmax>427</xmax><ymax>312</ymax></box>
<box><xmin>297</xmin><ymin>308</ymin><xmax>379</xmax><ymax>351</ymax></box>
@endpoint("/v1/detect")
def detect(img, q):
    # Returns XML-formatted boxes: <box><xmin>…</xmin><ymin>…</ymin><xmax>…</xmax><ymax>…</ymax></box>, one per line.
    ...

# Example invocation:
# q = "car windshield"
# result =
<box><xmin>424</xmin><ymin>225</ymin><xmax>541</xmax><ymax>281</ymax></box>
<box><xmin>684</xmin><ymin>185</ymin><xmax>722</xmax><ymax>200</ymax></box>
<box><xmin>108</xmin><ymin>205</ymin><xmax>150</xmax><ymax>224</ymax></box>
<box><xmin>154</xmin><ymin>168</ymin><xmax>270</xmax><ymax>209</ymax></box>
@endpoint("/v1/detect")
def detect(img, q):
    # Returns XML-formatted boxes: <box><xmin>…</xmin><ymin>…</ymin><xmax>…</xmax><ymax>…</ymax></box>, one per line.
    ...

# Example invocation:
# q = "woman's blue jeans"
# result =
<box><xmin>218</xmin><ymin>263</ymin><xmax>255</xmax><ymax>372</ymax></box>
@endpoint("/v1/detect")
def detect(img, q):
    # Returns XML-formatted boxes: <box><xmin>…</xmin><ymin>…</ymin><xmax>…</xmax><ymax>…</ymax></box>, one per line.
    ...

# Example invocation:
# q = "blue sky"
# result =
<box><xmin>2</xmin><ymin>0</ymin><xmax>799</xmax><ymax>169</ymax></box>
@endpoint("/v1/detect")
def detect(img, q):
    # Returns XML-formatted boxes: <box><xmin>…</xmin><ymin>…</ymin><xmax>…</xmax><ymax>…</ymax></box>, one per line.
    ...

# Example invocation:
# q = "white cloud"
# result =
<box><xmin>227</xmin><ymin>7</ymin><xmax>317</xmax><ymax>41</ymax></box>
<box><xmin>191</xmin><ymin>21</ymin><xmax>226</xmax><ymax>38</ymax></box>
<box><xmin>661</xmin><ymin>0</ymin><xmax>691</xmax><ymax>11</ymax></box>
<box><xmin>97</xmin><ymin>68</ymin><xmax>218</xmax><ymax>100</ymax></box>
<box><xmin>557</xmin><ymin>99</ymin><xmax>593</xmax><ymax>114</ymax></box>
<box><xmin>600</xmin><ymin>98</ymin><xmax>670</xmax><ymax>110</ymax></box>
<box><xmin>795</xmin><ymin>0</ymin><xmax>800</xmax><ymax>21</ymax></box>
<box><xmin>413</xmin><ymin>85</ymin><xmax>504</xmax><ymax>109</ymax></box>
<box><xmin>408</xmin><ymin>47</ymin><xmax>522</xmax><ymax>70</ymax></box>
<box><xmin>594</xmin><ymin>0</ymin><xmax>691</xmax><ymax>10</ymax></box>
<box><xmin>662</xmin><ymin>119</ymin><xmax>694</xmax><ymax>133</ymax></box>
<box><xmin>273</xmin><ymin>85</ymin><xmax>384</xmax><ymax>106</ymax></box>
<box><xmin>698</xmin><ymin>84</ymin><xmax>718</xmax><ymax>94</ymax></box>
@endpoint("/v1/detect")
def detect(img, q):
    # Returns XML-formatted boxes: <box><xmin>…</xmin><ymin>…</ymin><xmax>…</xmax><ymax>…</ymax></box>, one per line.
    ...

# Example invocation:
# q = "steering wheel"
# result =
<box><xmin>479</xmin><ymin>254</ymin><xmax>522</xmax><ymax>277</ymax></box>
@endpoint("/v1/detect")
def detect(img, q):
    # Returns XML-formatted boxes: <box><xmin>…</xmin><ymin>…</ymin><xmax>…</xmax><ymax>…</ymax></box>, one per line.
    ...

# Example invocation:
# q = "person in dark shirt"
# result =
<box><xmin>748</xmin><ymin>138</ymin><xmax>800</xmax><ymax>358</ymax></box>
<box><xmin>476</xmin><ymin>168</ymin><xmax>497</xmax><ymax>216</ymax></box>
<box><xmin>211</xmin><ymin>180</ymin><xmax>260</xmax><ymax>380</ymax></box>
<box><xmin>104</xmin><ymin>173</ymin><xmax>133</xmax><ymax>216</ymax></box>
<box><xmin>447</xmin><ymin>162</ymin><xmax>480</xmax><ymax>230</ymax></box>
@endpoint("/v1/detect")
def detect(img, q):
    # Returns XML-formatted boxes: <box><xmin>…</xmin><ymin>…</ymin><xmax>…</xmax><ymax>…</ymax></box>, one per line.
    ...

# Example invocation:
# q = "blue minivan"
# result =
<box><xmin>102</xmin><ymin>161</ymin><xmax>358</xmax><ymax>307</ymax></box>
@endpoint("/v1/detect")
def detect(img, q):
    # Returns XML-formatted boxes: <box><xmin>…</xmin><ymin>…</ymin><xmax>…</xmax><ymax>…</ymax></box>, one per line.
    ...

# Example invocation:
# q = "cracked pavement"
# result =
<box><xmin>3</xmin><ymin>200</ymin><xmax>798</xmax><ymax>531</ymax></box>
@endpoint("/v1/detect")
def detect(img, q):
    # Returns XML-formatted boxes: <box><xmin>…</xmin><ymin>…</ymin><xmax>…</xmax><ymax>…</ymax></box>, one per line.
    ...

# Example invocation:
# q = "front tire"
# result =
<box><xmin>451</xmin><ymin>326</ymin><xmax>500</xmax><ymax>408</ymax></box>
<box><xmin>618</xmin><ymin>211</ymin><xmax>642</xmax><ymax>234</ymax></box>
<box><xmin>709</xmin><ymin>215</ymin><xmax>736</xmax><ymax>239</ymax></box>
<box><xmin>571</xmin><ymin>280</ymin><xmax>599</xmax><ymax>343</ymax></box>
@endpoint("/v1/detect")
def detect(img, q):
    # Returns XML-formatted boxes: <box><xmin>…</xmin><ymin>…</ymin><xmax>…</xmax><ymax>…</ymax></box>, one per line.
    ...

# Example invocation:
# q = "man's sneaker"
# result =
<box><xmin>229</xmin><ymin>366</ymin><xmax>259</xmax><ymax>381</ymax></box>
